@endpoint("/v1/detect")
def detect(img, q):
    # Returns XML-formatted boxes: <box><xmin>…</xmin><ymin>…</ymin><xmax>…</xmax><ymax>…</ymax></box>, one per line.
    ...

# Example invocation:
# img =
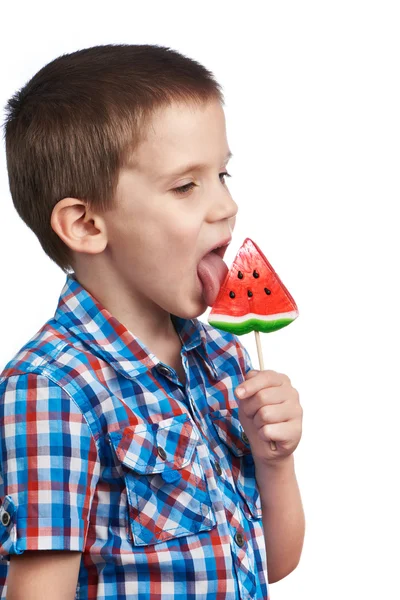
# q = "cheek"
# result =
<box><xmin>107</xmin><ymin>200</ymin><xmax>203</xmax><ymax>278</ymax></box>
<box><xmin>169</xmin><ymin>213</ymin><xmax>203</xmax><ymax>245</ymax></box>
<box><xmin>158</xmin><ymin>214</ymin><xmax>202</xmax><ymax>257</ymax></box>
<box><xmin>168</xmin><ymin>228</ymin><xmax>202</xmax><ymax>276</ymax></box>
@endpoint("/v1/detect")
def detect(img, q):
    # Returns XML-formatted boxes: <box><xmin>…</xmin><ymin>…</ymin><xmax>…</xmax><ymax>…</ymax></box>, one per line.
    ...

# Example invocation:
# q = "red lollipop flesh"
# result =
<box><xmin>208</xmin><ymin>238</ymin><xmax>299</xmax><ymax>335</ymax></box>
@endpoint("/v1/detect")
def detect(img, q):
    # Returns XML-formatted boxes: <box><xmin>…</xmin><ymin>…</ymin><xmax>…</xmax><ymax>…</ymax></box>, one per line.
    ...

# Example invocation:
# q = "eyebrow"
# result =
<box><xmin>156</xmin><ymin>150</ymin><xmax>233</xmax><ymax>182</ymax></box>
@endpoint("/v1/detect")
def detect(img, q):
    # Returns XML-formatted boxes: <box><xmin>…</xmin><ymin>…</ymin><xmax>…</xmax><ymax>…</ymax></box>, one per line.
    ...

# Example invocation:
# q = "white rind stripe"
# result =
<box><xmin>209</xmin><ymin>311</ymin><xmax>298</xmax><ymax>324</ymax></box>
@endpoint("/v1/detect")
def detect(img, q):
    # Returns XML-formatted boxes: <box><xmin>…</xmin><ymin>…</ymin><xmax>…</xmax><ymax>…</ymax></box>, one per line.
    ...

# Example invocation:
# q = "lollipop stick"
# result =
<box><xmin>254</xmin><ymin>331</ymin><xmax>277</xmax><ymax>452</ymax></box>
<box><xmin>254</xmin><ymin>330</ymin><xmax>264</xmax><ymax>370</ymax></box>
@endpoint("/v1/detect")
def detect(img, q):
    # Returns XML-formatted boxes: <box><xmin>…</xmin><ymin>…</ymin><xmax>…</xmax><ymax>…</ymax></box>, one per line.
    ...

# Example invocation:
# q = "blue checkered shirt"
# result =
<box><xmin>0</xmin><ymin>273</ymin><xmax>269</xmax><ymax>599</ymax></box>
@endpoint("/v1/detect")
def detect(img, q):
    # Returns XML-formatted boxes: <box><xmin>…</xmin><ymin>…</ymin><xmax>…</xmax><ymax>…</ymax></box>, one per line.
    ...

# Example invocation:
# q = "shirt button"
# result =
<box><xmin>214</xmin><ymin>461</ymin><xmax>222</xmax><ymax>476</ymax></box>
<box><xmin>157</xmin><ymin>365</ymin><xmax>171</xmax><ymax>377</ymax></box>
<box><xmin>241</xmin><ymin>431</ymin><xmax>250</xmax><ymax>445</ymax></box>
<box><xmin>157</xmin><ymin>446</ymin><xmax>167</xmax><ymax>460</ymax></box>
<box><xmin>1</xmin><ymin>512</ymin><xmax>10</xmax><ymax>527</ymax></box>
<box><xmin>234</xmin><ymin>531</ymin><xmax>245</xmax><ymax>547</ymax></box>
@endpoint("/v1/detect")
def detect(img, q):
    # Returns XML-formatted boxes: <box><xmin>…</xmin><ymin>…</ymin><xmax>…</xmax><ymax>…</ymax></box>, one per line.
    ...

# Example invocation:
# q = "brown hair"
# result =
<box><xmin>2</xmin><ymin>44</ymin><xmax>224</xmax><ymax>273</ymax></box>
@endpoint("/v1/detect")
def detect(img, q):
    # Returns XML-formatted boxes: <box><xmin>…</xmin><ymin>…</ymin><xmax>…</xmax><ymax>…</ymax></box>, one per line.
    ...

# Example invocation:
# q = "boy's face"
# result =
<box><xmin>101</xmin><ymin>98</ymin><xmax>238</xmax><ymax>319</ymax></box>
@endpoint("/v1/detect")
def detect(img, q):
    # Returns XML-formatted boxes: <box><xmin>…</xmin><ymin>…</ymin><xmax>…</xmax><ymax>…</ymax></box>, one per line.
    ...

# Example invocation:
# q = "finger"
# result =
<box><xmin>258</xmin><ymin>422</ymin><xmax>294</xmax><ymax>444</ymax></box>
<box><xmin>239</xmin><ymin>387</ymin><xmax>285</xmax><ymax>419</ymax></box>
<box><xmin>236</xmin><ymin>370</ymin><xmax>285</xmax><ymax>399</ymax></box>
<box><xmin>253</xmin><ymin>402</ymin><xmax>294</xmax><ymax>429</ymax></box>
<box><xmin>244</xmin><ymin>369</ymin><xmax>260</xmax><ymax>380</ymax></box>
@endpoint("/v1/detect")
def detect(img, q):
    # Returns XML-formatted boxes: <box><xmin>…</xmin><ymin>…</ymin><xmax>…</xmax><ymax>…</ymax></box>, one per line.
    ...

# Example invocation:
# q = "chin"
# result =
<box><xmin>173</xmin><ymin>298</ymin><xmax>208</xmax><ymax>320</ymax></box>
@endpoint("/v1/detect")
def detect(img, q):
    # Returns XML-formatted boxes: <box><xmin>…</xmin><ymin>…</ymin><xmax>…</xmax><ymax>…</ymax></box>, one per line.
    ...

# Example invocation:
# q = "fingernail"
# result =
<box><xmin>236</xmin><ymin>387</ymin><xmax>245</xmax><ymax>398</ymax></box>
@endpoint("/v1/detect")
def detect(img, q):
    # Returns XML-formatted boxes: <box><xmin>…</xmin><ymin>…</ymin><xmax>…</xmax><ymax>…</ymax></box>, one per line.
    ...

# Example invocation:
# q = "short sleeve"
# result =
<box><xmin>0</xmin><ymin>373</ymin><xmax>100</xmax><ymax>560</ymax></box>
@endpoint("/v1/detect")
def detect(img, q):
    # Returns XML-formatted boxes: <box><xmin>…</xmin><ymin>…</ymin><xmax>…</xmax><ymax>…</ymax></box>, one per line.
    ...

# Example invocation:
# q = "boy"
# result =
<box><xmin>0</xmin><ymin>44</ymin><xmax>304</xmax><ymax>599</ymax></box>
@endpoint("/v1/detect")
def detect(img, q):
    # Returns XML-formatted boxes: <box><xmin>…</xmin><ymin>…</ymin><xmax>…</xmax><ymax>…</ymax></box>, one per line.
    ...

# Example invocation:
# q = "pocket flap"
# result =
<box><xmin>108</xmin><ymin>413</ymin><xmax>199</xmax><ymax>474</ymax></box>
<box><xmin>209</xmin><ymin>408</ymin><xmax>251</xmax><ymax>457</ymax></box>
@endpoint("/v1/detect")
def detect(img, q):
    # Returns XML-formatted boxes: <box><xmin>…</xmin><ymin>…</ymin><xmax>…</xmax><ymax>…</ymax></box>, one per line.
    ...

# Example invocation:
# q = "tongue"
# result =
<box><xmin>197</xmin><ymin>251</ymin><xmax>228</xmax><ymax>307</ymax></box>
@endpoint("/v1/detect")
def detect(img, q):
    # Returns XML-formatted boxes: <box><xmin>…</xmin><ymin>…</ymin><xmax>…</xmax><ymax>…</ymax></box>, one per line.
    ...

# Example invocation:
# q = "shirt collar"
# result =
<box><xmin>53</xmin><ymin>273</ymin><xmax>219</xmax><ymax>380</ymax></box>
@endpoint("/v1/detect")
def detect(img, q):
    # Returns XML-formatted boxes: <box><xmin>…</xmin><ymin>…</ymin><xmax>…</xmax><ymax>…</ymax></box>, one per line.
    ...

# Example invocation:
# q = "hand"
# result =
<box><xmin>235</xmin><ymin>370</ymin><xmax>302</xmax><ymax>465</ymax></box>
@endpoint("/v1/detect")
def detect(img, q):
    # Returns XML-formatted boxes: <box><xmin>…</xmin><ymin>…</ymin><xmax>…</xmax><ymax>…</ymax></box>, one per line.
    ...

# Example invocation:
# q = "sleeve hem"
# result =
<box><xmin>17</xmin><ymin>516</ymin><xmax>88</xmax><ymax>552</ymax></box>
<box><xmin>1</xmin><ymin>515</ymin><xmax>88</xmax><ymax>560</ymax></box>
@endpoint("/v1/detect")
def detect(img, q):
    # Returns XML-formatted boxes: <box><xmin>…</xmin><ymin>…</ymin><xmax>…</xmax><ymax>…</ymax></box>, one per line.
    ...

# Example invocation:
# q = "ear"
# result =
<box><xmin>50</xmin><ymin>197</ymin><xmax>108</xmax><ymax>256</ymax></box>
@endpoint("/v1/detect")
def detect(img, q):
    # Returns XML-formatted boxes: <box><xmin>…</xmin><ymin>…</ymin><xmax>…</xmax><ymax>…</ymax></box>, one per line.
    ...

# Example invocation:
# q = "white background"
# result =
<box><xmin>1</xmin><ymin>2</ymin><xmax>399</xmax><ymax>598</ymax></box>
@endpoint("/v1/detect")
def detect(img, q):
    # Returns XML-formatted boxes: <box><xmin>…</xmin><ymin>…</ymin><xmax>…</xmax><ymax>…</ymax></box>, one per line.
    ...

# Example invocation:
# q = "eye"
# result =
<box><xmin>173</xmin><ymin>182</ymin><xmax>197</xmax><ymax>195</ymax></box>
<box><xmin>172</xmin><ymin>171</ymin><xmax>232</xmax><ymax>196</ymax></box>
<box><xmin>220</xmin><ymin>170</ymin><xmax>232</xmax><ymax>184</ymax></box>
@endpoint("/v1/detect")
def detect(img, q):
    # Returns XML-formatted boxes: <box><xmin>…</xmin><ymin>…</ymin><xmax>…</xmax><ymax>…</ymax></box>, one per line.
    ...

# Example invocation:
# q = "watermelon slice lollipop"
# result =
<box><xmin>208</xmin><ymin>237</ymin><xmax>299</xmax><ymax>335</ymax></box>
<box><xmin>208</xmin><ymin>237</ymin><xmax>299</xmax><ymax>452</ymax></box>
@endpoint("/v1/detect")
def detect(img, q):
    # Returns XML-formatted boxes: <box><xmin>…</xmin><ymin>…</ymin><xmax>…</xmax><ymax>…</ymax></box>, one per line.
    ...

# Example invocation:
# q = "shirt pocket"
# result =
<box><xmin>209</xmin><ymin>408</ymin><xmax>263</xmax><ymax>521</ymax></box>
<box><xmin>108</xmin><ymin>412</ymin><xmax>216</xmax><ymax>546</ymax></box>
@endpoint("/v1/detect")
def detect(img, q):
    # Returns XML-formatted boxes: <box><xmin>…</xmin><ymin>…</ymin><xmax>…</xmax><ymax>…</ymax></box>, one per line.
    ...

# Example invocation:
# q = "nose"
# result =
<box><xmin>206</xmin><ymin>185</ymin><xmax>238</xmax><ymax>224</ymax></box>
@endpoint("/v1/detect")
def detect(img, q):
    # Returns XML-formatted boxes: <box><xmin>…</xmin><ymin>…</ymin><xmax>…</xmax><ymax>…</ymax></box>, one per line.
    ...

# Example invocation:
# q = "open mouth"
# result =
<box><xmin>197</xmin><ymin>239</ymin><xmax>231</xmax><ymax>306</ymax></box>
<box><xmin>210</xmin><ymin>243</ymin><xmax>229</xmax><ymax>259</ymax></box>
<box><xmin>201</xmin><ymin>237</ymin><xmax>232</xmax><ymax>262</ymax></box>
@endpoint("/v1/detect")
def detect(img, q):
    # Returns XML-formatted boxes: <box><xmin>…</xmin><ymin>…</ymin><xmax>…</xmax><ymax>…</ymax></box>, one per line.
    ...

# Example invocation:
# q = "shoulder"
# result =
<box><xmin>0</xmin><ymin>316</ymin><xmax>97</xmax><ymax>392</ymax></box>
<box><xmin>0</xmin><ymin>371</ymin><xmax>91</xmax><ymax>432</ymax></box>
<box><xmin>0</xmin><ymin>318</ymin><xmax>73</xmax><ymax>381</ymax></box>
<box><xmin>0</xmin><ymin>321</ymin><xmax>100</xmax><ymax>447</ymax></box>
<box><xmin>0</xmin><ymin>371</ymin><xmax>100</xmax><ymax>479</ymax></box>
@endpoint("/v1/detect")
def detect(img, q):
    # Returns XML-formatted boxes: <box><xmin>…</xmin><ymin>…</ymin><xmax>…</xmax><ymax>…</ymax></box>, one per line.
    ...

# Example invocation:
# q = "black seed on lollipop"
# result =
<box><xmin>253</xmin><ymin>270</ymin><xmax>259</xmax><ymax>278</ymax></box>
<box><xmin>247</xmin><ymin>290</ymin><xmax>253</xmax><ymax>298</ymax></box>
<box><xmin>229</xmin><ymin>291</ymin><xmax>235</xmax><ymax>298</ymax></box>
<box><xmin>238</xmin><ymin>271</ymin><xmax>244</xmax><ymax>279</ymax></box>
<box><xmin>264</xmin><ymin>288</ymin><xmax>271</xmax><ymax>295</ymax></box>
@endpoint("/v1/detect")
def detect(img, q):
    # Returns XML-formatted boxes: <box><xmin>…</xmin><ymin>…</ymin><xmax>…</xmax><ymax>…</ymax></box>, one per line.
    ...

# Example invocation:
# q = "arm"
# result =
<box><xmin>254</xmin><ymin>454</ymin><xmax>305</xmax><ymax>583</ymax></box>
<box><xmin>6</xmin><ymin>550</ymin><xmax>82</xmax><ymax>600</ymax></box>
<box><xmin>234</xmin><ymin>339</ymin><xmax>305</xmax><ymax>582</ymax></box>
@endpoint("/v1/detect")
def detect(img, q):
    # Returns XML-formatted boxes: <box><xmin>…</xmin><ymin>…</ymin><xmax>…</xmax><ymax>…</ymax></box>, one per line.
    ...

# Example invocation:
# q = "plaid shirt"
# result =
<box><xmin>0</xmin><ymin>273</ymin><xmax>270</xmax><ymax>600</ymax></box>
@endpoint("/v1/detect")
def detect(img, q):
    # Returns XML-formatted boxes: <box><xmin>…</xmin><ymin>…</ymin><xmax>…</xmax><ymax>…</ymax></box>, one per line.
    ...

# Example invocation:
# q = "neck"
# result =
<box><xmin>72</xmin><ymin>268</ymin><xmax>181</xmax><ymax>354</ymax></box>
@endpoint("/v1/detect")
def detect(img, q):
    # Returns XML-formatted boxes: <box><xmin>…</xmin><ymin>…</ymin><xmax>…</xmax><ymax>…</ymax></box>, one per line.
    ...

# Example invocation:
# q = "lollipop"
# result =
<box><xmin>208</xmin><ymin>238</ymin><xmax>299</xmax><ymax>450</ymax></box>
